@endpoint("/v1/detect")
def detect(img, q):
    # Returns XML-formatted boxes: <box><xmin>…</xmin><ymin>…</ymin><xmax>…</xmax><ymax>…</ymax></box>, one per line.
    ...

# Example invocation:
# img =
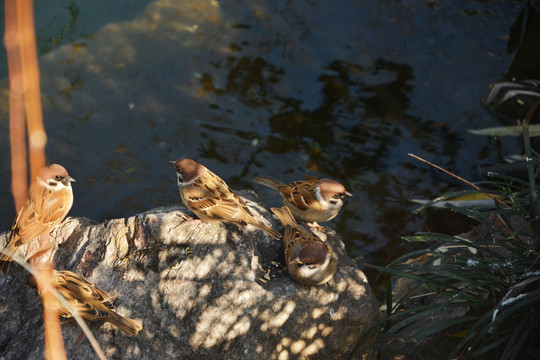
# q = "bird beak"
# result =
<box><xmin>62</xmin><ymin>176</ymin><xmax>75</xmax><ymax>185</ymax></box>
<box><xmin>169</xmin><ymin>160</ymin><xmax>176</xmax><ymax>167</ymax></box>
<box><xmin>344</xmin><ymin>191</ymin><xmax>352</xmax><ymax>197</ymax></box>
<box><xmin>290</xmin><ymin>256</ymin><xmax>303</xmax><ymax>265</ymax></box>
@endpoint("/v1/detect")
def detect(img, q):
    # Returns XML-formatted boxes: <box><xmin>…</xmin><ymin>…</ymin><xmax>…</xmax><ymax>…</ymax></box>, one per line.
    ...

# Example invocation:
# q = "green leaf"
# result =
<box><xmin>501</xmin><ymin>316</ymin><xmax>533</xmax><ymax>360</ymax></box>
<box><xmin>412</xmin><ymin>316</ymin><xmax>476</xmax><ymax>341</ymax></box>
<box><xmin>468</xmin><ymin>124</ymin><xmax>540</xmax><ymax>137</ymax></box>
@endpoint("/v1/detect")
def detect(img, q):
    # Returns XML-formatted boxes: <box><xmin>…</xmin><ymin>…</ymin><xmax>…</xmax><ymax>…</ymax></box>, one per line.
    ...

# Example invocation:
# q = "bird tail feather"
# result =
<box><xmin>253</xmin><ymin>176</ymin><xmax>283</xmax><ymax>190</ymax></box>
<box><xmin>109</xmin><ymin>312</ymin><xmax>143</xmax><ymax>336</ymax></box>
<box><xmin>271</xmin><ymin>206</ymin><xmax>298</xmax><ymax>228</ymax></box>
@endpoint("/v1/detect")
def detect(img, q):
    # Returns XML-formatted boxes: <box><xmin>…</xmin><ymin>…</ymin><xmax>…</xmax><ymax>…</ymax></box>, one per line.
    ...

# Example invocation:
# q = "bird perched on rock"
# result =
<box><xmin>170</xmin><ymin>158</ymin><xmax>281</xmax><ymax>239</ymax></box>
<box><xmin>35</xmin><ymin>270</ymin><xmax>143</xmax><ymax>336</ymax></box>
<box><xmin>0</xmin><ymin>164</ymin><xmax>75</xmax><ymax>274</ymax></box>
<box><xmin>271</xmin><ymin>206</ymin><xmax>336</xmax><ymax>286</ymax></box>
<box><xmin>254</xmin><ymin>176</ymin><xmax>352</xmax><ymax>228</ymax></box>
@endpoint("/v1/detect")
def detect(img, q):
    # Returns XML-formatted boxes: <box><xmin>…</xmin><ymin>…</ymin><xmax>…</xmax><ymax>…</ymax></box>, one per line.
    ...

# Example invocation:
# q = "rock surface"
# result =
<box><xmin>0</xmin><ymin>191</ymin><xmax>379</xmax><ymax>359</ymax></box>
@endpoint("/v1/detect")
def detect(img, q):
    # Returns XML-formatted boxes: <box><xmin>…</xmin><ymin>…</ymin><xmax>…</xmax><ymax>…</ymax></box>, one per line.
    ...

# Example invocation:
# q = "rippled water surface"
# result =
<box><xmin>0</xmin><ymin>0</ymin><xmax>528</xmax><ymax>278</ymax></box>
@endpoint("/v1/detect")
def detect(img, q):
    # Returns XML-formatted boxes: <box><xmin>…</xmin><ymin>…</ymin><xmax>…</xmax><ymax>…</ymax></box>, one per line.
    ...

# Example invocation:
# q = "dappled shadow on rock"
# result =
<box><xmin>0</xmin><ymin>190</ymin><xmax>379</xmax><ymax>359</ymax></box>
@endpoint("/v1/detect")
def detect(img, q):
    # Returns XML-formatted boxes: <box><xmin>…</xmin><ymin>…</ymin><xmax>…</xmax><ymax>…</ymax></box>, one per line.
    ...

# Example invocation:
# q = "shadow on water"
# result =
<box><xmin>0</xmin><ymin>0</ymin><xmax>530</xmax><ymax>286</ymax></box>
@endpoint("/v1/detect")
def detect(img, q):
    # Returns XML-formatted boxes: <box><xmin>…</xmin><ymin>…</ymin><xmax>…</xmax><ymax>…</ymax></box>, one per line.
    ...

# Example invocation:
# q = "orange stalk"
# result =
<box><xmin>5</xmin><ymin>0</ymin><xmax>62</xmax><ymax>359</ymax></box>
<box><xmin>5</xmin><ymin>0</ymin><xmax>27</xmax><ymax>211</ymax></box>
<box><xmin>17</xmin><ymin>0</ymin><xmax>46</xmax><ymax>178</ymax></box>
<box><xmin>37</xmin><ymin>269</ymin><xmax>68</xmax><ymax>360</ymax></box>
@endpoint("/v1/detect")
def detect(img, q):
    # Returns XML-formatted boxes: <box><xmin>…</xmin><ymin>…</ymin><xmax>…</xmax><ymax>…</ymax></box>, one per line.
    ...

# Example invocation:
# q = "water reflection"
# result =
<box><xmin>0</xmin><ymin>0</ymin><xmax>525</xmax><ymax>279</ymax></box>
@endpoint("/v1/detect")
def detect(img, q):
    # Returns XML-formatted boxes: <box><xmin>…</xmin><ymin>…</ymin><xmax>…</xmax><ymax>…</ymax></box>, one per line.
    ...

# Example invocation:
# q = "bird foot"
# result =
<box><xmin>305</xmin><ymin>222</ymin><xmax>327</xmax><ymax>231</ymax></box>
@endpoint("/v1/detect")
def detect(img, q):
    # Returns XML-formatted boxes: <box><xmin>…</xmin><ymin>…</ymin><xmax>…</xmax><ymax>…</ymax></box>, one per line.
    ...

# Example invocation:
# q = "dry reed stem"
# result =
<box><xmin>17</xmin><ymin>0</ymin><xmax>46</xmax><ymax>177</ymax></box>
<box><xmin>5</xmin><ymin>0</ymin><xmax>27</xmax><ymax>211</ymax></box>
<box><xmin>38</xmin><ymin>269</ymin><xmax>68</xmax><ymax>360</ymax></box>
<box><xmin>5</xmin><ymin>0</ymin><xmax>60</xmax><ymax>358</ymax></box>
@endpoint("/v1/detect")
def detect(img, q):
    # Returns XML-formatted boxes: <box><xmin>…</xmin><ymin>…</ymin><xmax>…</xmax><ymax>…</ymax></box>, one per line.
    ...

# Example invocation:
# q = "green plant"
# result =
<box><xmin>370</xmin><ymin>123</ymin><xmax>540</xmax><ymax>359</ymax></box>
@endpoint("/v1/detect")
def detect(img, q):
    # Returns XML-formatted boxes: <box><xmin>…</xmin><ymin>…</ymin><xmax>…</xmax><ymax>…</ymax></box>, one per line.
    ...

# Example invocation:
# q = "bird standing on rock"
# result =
<box><xmin>271</xmin><ymin>206</ymin><xmax>337</xmax><ymax>286</ymax></box>
<box><xmin>254</xmin><ymin>176</ymin><xmax>352</xmax><ymax>228</ymax></box>
<box><xmin>0</xmin><ymin>164</ymin><xmax>75</xmax><ymax>274</ymax></box>
<box><xmin>34</xmin><ymin>270</ymin><xmax>143</xmax><ymax>336</ymax></box>
<box><xmin>170</xmin><ymin>158</ymin><xmax>281</xmax><ymax>239</ymax></box>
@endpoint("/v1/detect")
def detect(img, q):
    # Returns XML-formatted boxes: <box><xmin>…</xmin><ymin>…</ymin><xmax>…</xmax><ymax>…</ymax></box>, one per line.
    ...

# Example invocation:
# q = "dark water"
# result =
<box><xmin>0</xmin><ymin>0</ymin><xmax>530</xmax><ymax>282</ymax></box>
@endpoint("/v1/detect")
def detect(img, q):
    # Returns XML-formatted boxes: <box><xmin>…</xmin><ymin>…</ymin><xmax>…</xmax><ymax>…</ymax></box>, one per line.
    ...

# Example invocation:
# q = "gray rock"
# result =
<box><xmin>0</xmin><ymin>191</ymin><xmax>379</xmax><ymax>359</ymax></box>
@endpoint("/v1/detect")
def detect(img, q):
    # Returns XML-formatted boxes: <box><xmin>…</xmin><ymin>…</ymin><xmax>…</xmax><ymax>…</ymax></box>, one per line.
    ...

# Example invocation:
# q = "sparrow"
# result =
<box><xmin>253</xmin><ymin>176</ymin><xmax>352</xmax><ymax>227</ymax></box>
<box><xmin>170</xmin><ymin>158</ymin><xmax>281</xmax><ymax>240</ymax></box>
<box><xmin>33</xmin><ymin>270</ymin><xmax>143</xmax><ymax>336</ymax></box>
<box><xmin>0</xmin><ymin>164</ymin><xmax>75</xmax><ymax>274</ymax></box>
<box><xmin>271</xmin><ymin>206</ymin><xmax>336</xmax><ymax>286</ymax></box>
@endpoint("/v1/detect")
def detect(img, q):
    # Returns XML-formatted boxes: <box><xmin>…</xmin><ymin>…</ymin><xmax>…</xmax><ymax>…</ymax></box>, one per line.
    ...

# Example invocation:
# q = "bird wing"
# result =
<box><xmin>14</xmin><ymin>186</ymin><xmax>71</xmax><ymax>244</ymax></box>
<box><xmin>55</xmin><ymin>271</ymin><xmax>115</xmax><ymax>312</ymax></box>
<box><xmin>184</xmin><ymin>177</ymin><xmax>252</xmax><ymax>224</ymax></box>
<box><xmin>284</xmin><ymin>223</ymin><xmax>327</xmax><ymax>262</ymax></box>
<box><xmin>284</xmin><ymin>227</ymin><xmax>304</xmax><ymax>263</ymax></box>
<box><xmin>282</xmin><ymin>180</ymin><xmax>324</xmax><ymax>211</ymax></box>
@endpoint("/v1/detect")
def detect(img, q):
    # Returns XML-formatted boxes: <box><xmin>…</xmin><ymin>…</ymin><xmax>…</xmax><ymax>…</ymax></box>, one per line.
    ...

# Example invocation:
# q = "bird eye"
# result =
<box><xmin>333</xmin><ymin>194</ymin><xmax>340</xmax><ymax>199</ymax></box>
<box><xmin>54</xmin><ymin>175</ymin><xmax>62</xmax><ymax>181</ymax></box>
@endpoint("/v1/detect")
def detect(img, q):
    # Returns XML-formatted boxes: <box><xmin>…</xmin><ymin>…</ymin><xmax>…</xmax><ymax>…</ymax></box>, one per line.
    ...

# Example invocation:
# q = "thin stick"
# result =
<box><xmin>408</xmin><ymin>153</ymin><xmax>509</xmax><ymax>209</ymax></box>
<box><xmin>408</xmin><ymin>153</ymin><xmax>480</xmax><ymax>190</ymax></box>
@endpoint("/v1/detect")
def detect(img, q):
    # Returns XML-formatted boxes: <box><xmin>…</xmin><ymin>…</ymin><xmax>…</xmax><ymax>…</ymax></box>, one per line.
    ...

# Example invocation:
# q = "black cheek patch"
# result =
<box><xmin>329</xmin><ymin>200</ymin><xmax>338</xmax><ymax>205</ymax></box>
